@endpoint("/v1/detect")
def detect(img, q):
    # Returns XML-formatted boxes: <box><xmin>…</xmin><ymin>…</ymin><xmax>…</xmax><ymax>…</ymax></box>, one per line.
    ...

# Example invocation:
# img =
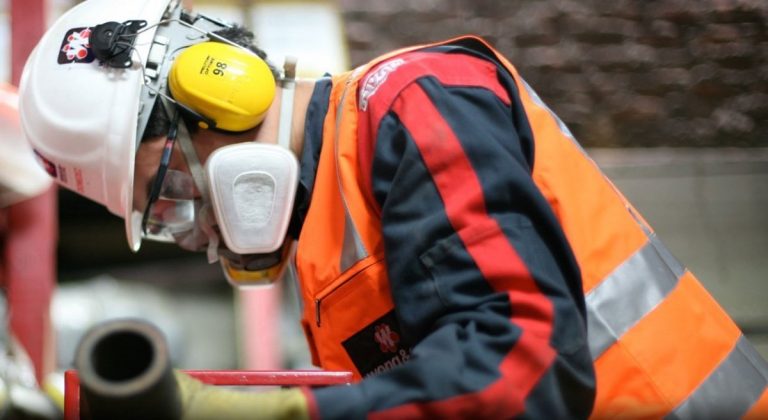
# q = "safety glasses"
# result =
<box><xmin>140</xmin><ymin>113</ymin><xmax>199</xmax><ymax>247</ymax></box>
<box><xmin>141</xmin><ymin>169</ymin><xmax>198</xmax><ymax>245</ymax></box>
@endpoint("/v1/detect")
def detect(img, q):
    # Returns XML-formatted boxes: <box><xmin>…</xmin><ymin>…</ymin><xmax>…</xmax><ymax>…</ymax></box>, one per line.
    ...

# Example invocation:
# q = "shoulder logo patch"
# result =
<box><xmin>359</xmin><ymin>58</ymin><xmax>405</xmax><ymax>112</ymax></box>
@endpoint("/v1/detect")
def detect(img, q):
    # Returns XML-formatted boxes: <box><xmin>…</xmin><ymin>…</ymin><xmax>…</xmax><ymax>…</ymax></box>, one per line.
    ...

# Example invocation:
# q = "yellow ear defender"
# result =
<box><xmin>168</xmin><ymin>41</ymin><xmax>276</xmax><ymax>132</ymax></box>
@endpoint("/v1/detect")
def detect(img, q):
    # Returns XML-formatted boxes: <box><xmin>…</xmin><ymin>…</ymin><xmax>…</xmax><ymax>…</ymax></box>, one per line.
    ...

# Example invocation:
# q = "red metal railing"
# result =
<box><xmin>64</xmin><ymin>369</ymin><xmax>353</xmax><ymax>420</ymax></box>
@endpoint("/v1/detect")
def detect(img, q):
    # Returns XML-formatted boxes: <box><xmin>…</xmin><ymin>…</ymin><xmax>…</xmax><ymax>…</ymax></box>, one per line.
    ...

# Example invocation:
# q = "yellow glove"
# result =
<box><xmin>175</xmin><ymin>371</ymin><xmax>310</xmax><ymax>420</ymax></box>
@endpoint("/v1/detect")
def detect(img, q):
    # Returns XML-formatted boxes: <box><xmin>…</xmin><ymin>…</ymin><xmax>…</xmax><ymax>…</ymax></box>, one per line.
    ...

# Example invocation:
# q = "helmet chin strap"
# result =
<box><xmin>173</xmin><ymin>57</ymin><xmax>297</xmax><ymax>263</ymax></box>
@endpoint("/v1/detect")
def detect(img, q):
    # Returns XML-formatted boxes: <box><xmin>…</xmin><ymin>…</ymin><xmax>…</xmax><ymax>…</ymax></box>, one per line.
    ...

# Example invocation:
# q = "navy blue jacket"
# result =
<box><xmin>296</xmin><ymin>44</ymin><xmax>595</xmax><ymax>419</ymax></box>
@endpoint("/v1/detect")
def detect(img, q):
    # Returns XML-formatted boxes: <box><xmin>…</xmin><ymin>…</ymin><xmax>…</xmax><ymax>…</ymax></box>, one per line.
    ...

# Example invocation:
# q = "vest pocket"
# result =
<box><xmin>419</xmin><ymin>218</ymin><xmax>508</xmax><ymax>309</ymax></box>
<box><xmin>419</xmin><ymin>214</ymin><xmax>586</xmax><ymax>355</ymax></box>
<box><xmin>313</xmin><ymin>255</ymin><xmax>386</xmax><ymax>327</ymax></box>
<box><xmin>308</xmin><ymin>255</ymin><xmax>403</xmax><ymax>378</ymax></box>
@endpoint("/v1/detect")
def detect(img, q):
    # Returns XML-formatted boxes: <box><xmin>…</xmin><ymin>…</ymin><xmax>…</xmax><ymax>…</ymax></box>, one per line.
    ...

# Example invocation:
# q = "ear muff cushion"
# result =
<box><xmin>169</xmin><ymin>42</ymin><xmax>276</xmax><ymax>132</ymax></box>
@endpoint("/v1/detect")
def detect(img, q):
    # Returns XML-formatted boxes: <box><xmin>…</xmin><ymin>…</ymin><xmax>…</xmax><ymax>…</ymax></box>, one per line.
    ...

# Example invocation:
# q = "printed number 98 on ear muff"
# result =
<box><xmin>169</xmin><ymin>41</ymin><xmax>276</xmax><ymax>132</ymax></box>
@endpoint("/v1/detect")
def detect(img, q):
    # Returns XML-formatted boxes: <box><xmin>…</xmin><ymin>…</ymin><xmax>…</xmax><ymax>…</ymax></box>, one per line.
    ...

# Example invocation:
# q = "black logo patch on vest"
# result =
<box><xmin>341</xmin><ymin>310</ymin><xmax>412</xmax><ymax>377</ymax></box>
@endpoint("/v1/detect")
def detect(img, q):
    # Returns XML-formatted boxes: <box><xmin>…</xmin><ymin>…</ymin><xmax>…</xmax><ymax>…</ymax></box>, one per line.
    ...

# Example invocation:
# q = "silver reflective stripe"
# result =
<box><xmin>668</xmin><ymin>335</ymin><xmax>768</xmax><ymax>419</ymax></box>
<box><xmin>340</xmin><ymin>208</ymin><xmax>368</xmax><ymax>272</ymax></box>
<box><xmin>648</xmin><ymin>232</ymin><xmax>685</xmax><ymax>278</ymax></box>
<box><xmin>335</xmin><ymin>83</ymin><xmax>369</xmax><ymax>272</ymax></box>
<box><xmin>586</xmin><ymin>235</ymin><xmax>684</xmax><ymax>360</ymax></box>
<box><xmin>520</xmin><ymin>78</ymin><xmax>579</xmax><ymax>145</ymax></box>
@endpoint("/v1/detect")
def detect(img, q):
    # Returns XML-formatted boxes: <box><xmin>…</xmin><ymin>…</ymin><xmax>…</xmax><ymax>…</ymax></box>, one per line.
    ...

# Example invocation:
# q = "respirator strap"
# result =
<box><xmin>176</xmin><ymin>118</ymin><xmax>221</xmax><ymax>263</ymax></box>
<box><xmin>175</xmin><ymin>120</ymin><xmax>209</xmax><ymax>202</ymax></box>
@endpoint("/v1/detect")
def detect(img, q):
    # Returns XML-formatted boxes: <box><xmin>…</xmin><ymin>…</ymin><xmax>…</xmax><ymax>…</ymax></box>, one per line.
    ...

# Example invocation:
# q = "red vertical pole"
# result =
<box><xmin>5</xmin><ymin>193</ymin><xmax>58</xmax><ymax>385</ymax></box>
<box><xmin>7</xmin><ymin>0</ymin><xmax>57</xmax><ymax>385</ymax></box>
<box><xmin>239</xmin><ymin>286</ymin><xmax>282</xmax><ymax>370</ymax></box>
<box><xmin>10</xmin><ymin>0</ymin><xmax>45</xmax><ymax>86</ymax></box>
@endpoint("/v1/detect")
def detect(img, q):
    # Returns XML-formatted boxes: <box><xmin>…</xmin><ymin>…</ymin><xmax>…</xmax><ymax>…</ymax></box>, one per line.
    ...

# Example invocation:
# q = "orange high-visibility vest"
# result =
<box><xmin>294</xmin><ymin>36</ymin><xmax>768</xmax><ymax>418</ymax></box>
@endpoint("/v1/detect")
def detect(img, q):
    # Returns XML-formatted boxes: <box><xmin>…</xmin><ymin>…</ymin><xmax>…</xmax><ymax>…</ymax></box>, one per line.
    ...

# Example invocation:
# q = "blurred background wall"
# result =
<box><xmin>340</xmin><ymin>0</ymin><xmax>768</xmax><ymax>148</ymax></box>
<box><xmin>0</xmin><ymin>0</ymin><xmax>765</xmax><ymax>382</ymax></box>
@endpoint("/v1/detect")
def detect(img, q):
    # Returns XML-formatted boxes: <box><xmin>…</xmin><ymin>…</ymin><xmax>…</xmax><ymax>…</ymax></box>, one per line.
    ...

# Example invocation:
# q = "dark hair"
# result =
<box><xmin>141</xmin><ymin>25</ymin><xmax>278</xmax><ymax>141</ymax></box>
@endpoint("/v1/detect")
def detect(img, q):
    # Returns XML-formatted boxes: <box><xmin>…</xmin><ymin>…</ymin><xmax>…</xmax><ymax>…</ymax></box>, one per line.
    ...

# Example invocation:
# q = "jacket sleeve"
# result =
<box><xmin>309</xmin><ymin>49</ymin><xmax>595</xmax><ymax>419</ymax></box>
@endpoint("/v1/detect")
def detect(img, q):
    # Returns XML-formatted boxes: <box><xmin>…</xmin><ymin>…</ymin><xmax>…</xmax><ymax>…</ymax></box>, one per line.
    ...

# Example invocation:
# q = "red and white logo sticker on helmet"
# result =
<box><xmin>58</xmin><ymin>27</ymin><xmax>95</xmax><ymax>64</ymax></box>
<box><xmin>33</xmin><ymin>150</ymin><xmax>57</xmax><ymax>178</ymax></box>
<box><xmin>33</xmin><ymin>149</ymin><xmax>85</xmax><ymax>193</ymax></box>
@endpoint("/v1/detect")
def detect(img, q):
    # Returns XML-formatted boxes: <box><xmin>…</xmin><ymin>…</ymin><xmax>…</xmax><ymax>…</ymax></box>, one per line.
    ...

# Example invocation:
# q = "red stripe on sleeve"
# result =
<box><xmin>370</xmin><ymin>83</ymin><xmax>556</xmax><ymax>418</ymax></box>
<box><xmin>357</xmin><ymin>51</ymin><xmax>511</xmax><ymax>213</ymax></box>
<box><xmin>300</xmin><ymin>386</ymin><xmax>320</xmax><ymax>420</ymax></box>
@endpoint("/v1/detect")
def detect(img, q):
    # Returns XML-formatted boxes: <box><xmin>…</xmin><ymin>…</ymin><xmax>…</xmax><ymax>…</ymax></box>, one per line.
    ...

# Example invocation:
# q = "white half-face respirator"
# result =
<box><xmin>206</xmin><ymin>143</ymin><xmax>299</xmax><ymax>256</ymax></box>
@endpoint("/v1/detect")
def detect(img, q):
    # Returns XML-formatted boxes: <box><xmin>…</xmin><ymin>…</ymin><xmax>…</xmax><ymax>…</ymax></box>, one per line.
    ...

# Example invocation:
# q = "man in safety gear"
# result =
<box><xmin>18</xmin><ymin>0</ymin><xmax>768</xmax><ymax>418</ymax></box>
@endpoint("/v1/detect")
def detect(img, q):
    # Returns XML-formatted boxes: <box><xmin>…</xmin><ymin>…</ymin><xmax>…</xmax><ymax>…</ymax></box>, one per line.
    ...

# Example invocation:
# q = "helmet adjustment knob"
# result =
<box><xmin>91</xmin><ymin>20</ymin><xmax>147</xmax><ymax>68</ymax></box>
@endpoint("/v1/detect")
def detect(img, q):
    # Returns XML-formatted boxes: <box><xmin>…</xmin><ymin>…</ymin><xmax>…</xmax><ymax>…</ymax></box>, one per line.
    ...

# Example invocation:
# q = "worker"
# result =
<box><xmin>18</xmin><ymin>0</ymin><xmax>768</xmax><ymax>418</ymax></box>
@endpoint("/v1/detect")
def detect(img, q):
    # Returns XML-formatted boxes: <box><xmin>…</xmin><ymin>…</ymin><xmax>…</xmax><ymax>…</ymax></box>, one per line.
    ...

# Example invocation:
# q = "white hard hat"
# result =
<box><xmin>0</xmin><ymin>83</ymin><xmax>52</xmax><ymax>207</ymax></box>
<box><xmin>18</xmin><ymin>0</ymin><xmax>173</xmax><ymax>251</ymax></box>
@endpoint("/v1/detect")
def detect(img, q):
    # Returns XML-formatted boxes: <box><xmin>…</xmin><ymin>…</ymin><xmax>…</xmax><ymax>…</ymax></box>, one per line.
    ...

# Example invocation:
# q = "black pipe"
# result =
<box><xmin>74</xmin><ymin>319</ymin><xmax>181</xmax><ymax>420</ymax></box>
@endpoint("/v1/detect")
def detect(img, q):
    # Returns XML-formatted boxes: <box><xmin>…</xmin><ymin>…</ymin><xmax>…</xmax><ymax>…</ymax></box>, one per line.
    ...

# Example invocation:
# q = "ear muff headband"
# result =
<box><xmin>168</xmin><ymin>42</ymin><xmax>276</xmax><ymax>132</ymax></box>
